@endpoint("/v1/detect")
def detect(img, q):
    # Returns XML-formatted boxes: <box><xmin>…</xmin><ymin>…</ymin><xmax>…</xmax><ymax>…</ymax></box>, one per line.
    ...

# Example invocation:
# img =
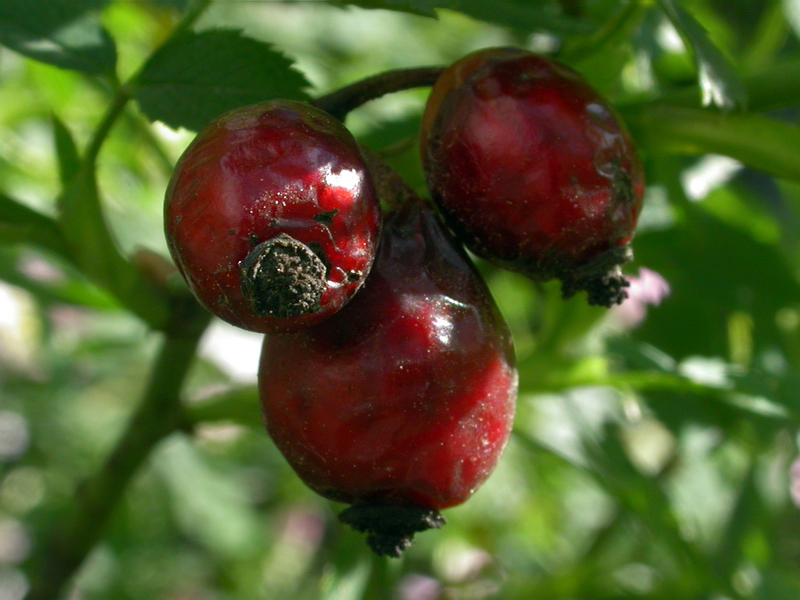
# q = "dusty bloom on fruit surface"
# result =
<box><xmin>612</xmin><ymin>267</ymin><xmax>671</xmax><ymax>328</ymax></box>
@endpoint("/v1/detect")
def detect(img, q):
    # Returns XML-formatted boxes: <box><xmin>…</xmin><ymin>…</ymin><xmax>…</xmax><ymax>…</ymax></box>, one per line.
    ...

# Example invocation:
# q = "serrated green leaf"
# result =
<box><xmin>329</xmin><ymin>0</ymin><xmax>590</xmax><ymax>34</ymax></box>
<box><xmin>52</xmin><ymin>115</ymin><xmax>81</xmax><ymax>188</ymax></box>
<box><xmin>0</xmin><ymin>0</ymin><xmax>117</xmax><ymax>74</ymax></box>
<box><xmin>658</xmin><ymin>0</ymin><xmax>746</xmax><ymax>109</ymax></box>
<box><xmin>133</xmin><ymin>29</ymin><xmax>310</xmax><ymax>132</ymax></box>
<box><xmin>625</xmin><ymin>105</ymin><xmax>800</xmax><ymax>182</ymax></box>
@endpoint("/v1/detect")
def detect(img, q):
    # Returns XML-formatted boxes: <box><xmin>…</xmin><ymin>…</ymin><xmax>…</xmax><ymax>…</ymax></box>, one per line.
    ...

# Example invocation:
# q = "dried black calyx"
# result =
<box><xmin>239</xmin><ymin>233</ymin><xmax>327</xmax><ymax>319</ymax></box>
<box><xmin>560</xmin><ymin>245</ymin><xmax>634</xmax><ymax>307</ymax></box>
<box><xmin>339</xmin><ymin>503</ymin><xmax>445</xmax><ymax>558</ymax></box>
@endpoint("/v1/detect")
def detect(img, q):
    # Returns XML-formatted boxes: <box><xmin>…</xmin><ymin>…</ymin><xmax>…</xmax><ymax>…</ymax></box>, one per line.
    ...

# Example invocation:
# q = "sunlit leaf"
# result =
<box><xmin>625</xmin><ymin>105</ymin><xmax>800</xmax><ymax>182</ymax></box>
<box><xmin>657</xmin><ymin>0</ymin><xmax>746</xmax><ymax>109</ymax></box>
<box><xmin>134</xmin><ymin>29</ymin><xmax>310</xmax><ymax>132</ymax></box>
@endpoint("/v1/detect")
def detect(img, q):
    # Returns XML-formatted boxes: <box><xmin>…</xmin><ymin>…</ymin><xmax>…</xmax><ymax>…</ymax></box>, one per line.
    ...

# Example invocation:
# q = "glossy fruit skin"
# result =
<box><xmin>421</xmin><ymin>47</ymin><xmax>645</xmax><ymax>284</ymax></box>
<box><xmin>259</xmin><ymin>201</ymin><xmax>517</xmax><ymax>510</ymax></box>
<box><xmin>165</xmin><ymin>100</ymin><xmax>381</xmax><ymax>333</ymax></box>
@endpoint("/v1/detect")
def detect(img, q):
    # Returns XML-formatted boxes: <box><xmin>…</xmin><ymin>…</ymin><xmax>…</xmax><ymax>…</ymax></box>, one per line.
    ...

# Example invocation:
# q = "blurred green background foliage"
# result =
<box><xmin>2</xmin><ymin>0</ymin><xmax>800</xmax><ymax>599</ymax></box>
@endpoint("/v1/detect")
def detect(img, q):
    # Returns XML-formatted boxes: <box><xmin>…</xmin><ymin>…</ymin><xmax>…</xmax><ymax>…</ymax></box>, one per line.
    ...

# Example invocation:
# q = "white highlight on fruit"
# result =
<box><xmin>324</xmin><ymin>167</ymin><xmax>361</xmax><ymax>192</ymax></box>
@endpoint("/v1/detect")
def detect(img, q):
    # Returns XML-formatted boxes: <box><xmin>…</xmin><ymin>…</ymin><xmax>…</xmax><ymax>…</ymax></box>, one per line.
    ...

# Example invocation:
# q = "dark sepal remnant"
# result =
<box><xmin>339</xmin><ymin>504</ymin><xmax>446</xmax><ymax>557</ymax></box>
<box><xmin>239</xmin><ymin>233</ymin><xmax>327</xmax><ymax>319</ymax></box>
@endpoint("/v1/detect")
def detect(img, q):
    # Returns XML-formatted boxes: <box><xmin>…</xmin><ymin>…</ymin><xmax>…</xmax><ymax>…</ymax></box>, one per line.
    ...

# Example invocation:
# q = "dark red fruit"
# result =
<box><xmin>164</xmin><ymin>100</ymin><xmax>381</xmax><ymax>333</ymax></box>
<box><xmin>421</xmin><ymin>47</ymin><xmax>645</xmax><ymax>306</ymax></box>
<box><xmin>258</xmin><ymin>200</ymin><xmax>517</xmax><ymax>556</ymax></box>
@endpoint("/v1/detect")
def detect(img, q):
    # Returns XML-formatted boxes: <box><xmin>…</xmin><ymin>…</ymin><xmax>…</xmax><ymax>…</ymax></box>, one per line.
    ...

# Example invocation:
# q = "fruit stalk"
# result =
<box><xmin>313</xmin><ymin>67</ymin><xmax>444</xmax><ymax>121</ymax></box>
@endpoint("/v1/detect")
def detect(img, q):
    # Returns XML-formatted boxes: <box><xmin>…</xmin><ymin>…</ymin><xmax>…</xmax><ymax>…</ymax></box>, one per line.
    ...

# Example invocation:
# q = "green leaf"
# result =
<box><xmin>133</xmin><ymin>29</ymin><xmax>310</xmax><ymax>132</ymax></box>
<box><xmin>52</xmin><ymin>115</ymin><xmax>81</xmax><ymax>188</ymax></box>
<box><xmin>328</xmin><ymin>0</ymin><xmax>591</xmax><ymax>34</ymax></box>
<box><xmin>620</xmin><ymin>59</ymin><xmax>800</xmax><ymax>112</ymax></box>
<box><xmin>0</xmin><ymin>249</ymin><xmax>118</xmax><ymax>311</ymax></box>
<box><xmin>151</xmin><ymin>0</ymin><xmax>192</xmax><ymax>12</ymax></box>
<box><xmin>633</xmin><ymin>205</ymin><xmax>800</xmax><ymax>361</ymax></box>
<box><xmin>0</xmin><ymin>0</ymin><xmax>117</xmax><ymax>74</ymax></box>
<box><xmin>712</xmin><ymin>461</ymin><xmax>760</xmax><ymax>579</ymax></box>
<box><xmin>657</xmin><ymin>0</ymin><xmax>746</xmax><ymax>109</ymax></box>
<box><xmin>57</xmin><ymin>167</ymin><xmax>170</xmax><ymax>328</ymax></box>
<box><xmin>187</xmin><ymin>386</ymin><xmax>261</xmax><ymax>427</ymax></box>
<box><xmin>155</xmin><ymin>435</ymin><xmax>264</xmax><ymax>560</ymax></box>
<box><xmin>625</xmin><ymin>105</ymin><xmax>800</xmax><ymax>182</ymax></box>
<box><xmin>0</xmin><ymin>193</ymin><xmax>68</xmax><ymax>258</ymax></box>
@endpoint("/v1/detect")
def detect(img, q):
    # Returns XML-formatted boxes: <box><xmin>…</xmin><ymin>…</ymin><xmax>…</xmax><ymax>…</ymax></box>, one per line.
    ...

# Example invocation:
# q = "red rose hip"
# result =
<box><xmin>164</xmin><ymin>100</ymin><xmax>381</xmax><ymax>333</ymax></box>
<box><xmin>421</xmin><ymin>47</ymin><xmax>645</xmax><ymax>306</ymax></box>
<box><xmin>258</xmin><ymin>200</ymin><xmax>517</xmax><ymax>556</ymax></box>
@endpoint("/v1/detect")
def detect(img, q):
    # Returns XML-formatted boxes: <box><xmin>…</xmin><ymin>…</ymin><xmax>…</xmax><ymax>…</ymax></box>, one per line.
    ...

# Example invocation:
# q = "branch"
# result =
<box><xmin>312</xmin><ymin>67</ymin><xmax>444</xmax><ymax>121</ymax></box>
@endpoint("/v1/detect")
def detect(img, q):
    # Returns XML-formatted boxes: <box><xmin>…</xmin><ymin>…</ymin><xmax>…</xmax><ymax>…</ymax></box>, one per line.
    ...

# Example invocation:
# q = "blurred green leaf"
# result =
<box><xmin>319</xmin><ymin>557</ymin><xmax>371</xmax><ymax>600</ymax></box>
<box><xmin>57</xmin><ymin>167</ymin><xmax>170</xmax><ymax>327</ymax></box>
<box><xmin>151</xmin><ymin>0</ymin><xmax>192</xmax><ymax>12</ymax></box>
<box><xmin>754</xmin><ymin>569</ymin><xmax>800</xmax><ymax>599</ymax></box>
<box><xmin>52</xmin><ymin>115</ymin><xmax>81</xmax><ymax>188</ymax></box>
<box><xmin>0</xmin><ymin>0</ymin><xmax>117</xmax><ymax>74</ymax></box>
<box><xmin>561</xmin><ymin>0</ymin><xmax>646</xmax><ymax>88</ymax></box>
<box><xmin>626</xmin><ymin>105</ymin><xmax>800</xmax><ymax>182</ymax></box>
<box><xmin>712</xmin><ymin>461</ymin><xmax>760</xmax><ymax>579</ymax></box>
<box><xmin>0</xmin><ymin>193</ymin><xmax>68</xmax><ymax>257</ymax></box>
<box><xmin>733</xmin><ymin>370</ymin><xmax>800</xmax><ymax>422</ymax></box>
<box><xmin>329</xmin><ymin>0</ymin><xmax>591</xmax><ymax>33</ymax></box>
<box><xmin>187</xmin><ymin>386</ymin><xmax>261</xmax><ymax>427</ymax></box>
<box><xmin>154</xmin><ymin>435</ymin><xmax>264</xmax><ymax>560</ymax></box>
<box><xmin>0</xmin><ymin>248</ymin><xmax>118</xmax><ymax>310</ymax></box>
<box><xmin>635</xmin><ymin>205</ymin><xmax>800</xmax><ymax>360</ymax></box>
<box><xmin>623</xmin><ymin>59</ymin><xmax>800</xmax><ymax>112</ymax></box>
<box><xmin>583</xmin><ymin>422</ymin><xmax>708</xmax><ymax>575</ymax></box>
<box><xmin>133</xmin><ymin>29</ymin><xmax>311</xmax><ymax>132</ymax></box>
<box><xmin>657</xmin><ymin>0</ymin><xmax>746</xmax><ymax>109</ymax></box>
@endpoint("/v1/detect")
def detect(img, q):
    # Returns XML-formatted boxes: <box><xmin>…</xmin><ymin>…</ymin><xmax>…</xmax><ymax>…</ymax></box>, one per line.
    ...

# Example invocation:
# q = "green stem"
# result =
<box><xmin>84</xmin><ymin>86</ymin><xmax>130</xmax><ymax>167</ymax></box>
<box><xmin>23</xmin><ymin>3</ymin><xmax>218</xmax><ymax>597</ymax></box>
<box><xmin>26</xmin><ymin>309</ymin><xmax>210</xmax><ymax>600</ymax></box>
<box><xmin>312</xmin><ymin>67</ymin><xmax>444</xmax><ymax>121</ymax></box>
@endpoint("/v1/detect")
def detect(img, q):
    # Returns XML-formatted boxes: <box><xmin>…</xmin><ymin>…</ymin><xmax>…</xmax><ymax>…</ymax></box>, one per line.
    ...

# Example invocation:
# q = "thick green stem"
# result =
<box><xmin>312</xmin><ymin>67</ymin><xmax>444</xmax><ymax>121</ymax></box>
<box><xmin>26</xmin><ymin>309</ymin><xmax>210</xmax><ymax>600</ymax></box>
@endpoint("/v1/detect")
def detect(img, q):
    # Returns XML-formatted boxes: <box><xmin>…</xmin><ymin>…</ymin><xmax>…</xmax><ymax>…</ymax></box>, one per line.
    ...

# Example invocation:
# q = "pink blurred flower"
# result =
<box><xmin>613</xmin><ymin>268</ymin><xmax>671</xmax><ymax>328</ymax></box>
<box><xmin>398</xmin><ymin>575</ymin><xmax>441</xmax><ymax>600</ymax></box>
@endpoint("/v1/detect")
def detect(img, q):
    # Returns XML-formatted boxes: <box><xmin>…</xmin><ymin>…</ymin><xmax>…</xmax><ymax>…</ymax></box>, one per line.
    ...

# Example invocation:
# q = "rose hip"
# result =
<box><xmin>164</xmin><ymin>100</ymin><xmax>381</xmax><ymax>333</ymax></box>
<box><xmin>421</xmin><ymin>47</ymin><xmax>645</xmax><ymax>306</ymax></box>
<box><xmin>258</xmin><ymin>200</ymin><xmax>517</xmax><ymax>556</ymax></box>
